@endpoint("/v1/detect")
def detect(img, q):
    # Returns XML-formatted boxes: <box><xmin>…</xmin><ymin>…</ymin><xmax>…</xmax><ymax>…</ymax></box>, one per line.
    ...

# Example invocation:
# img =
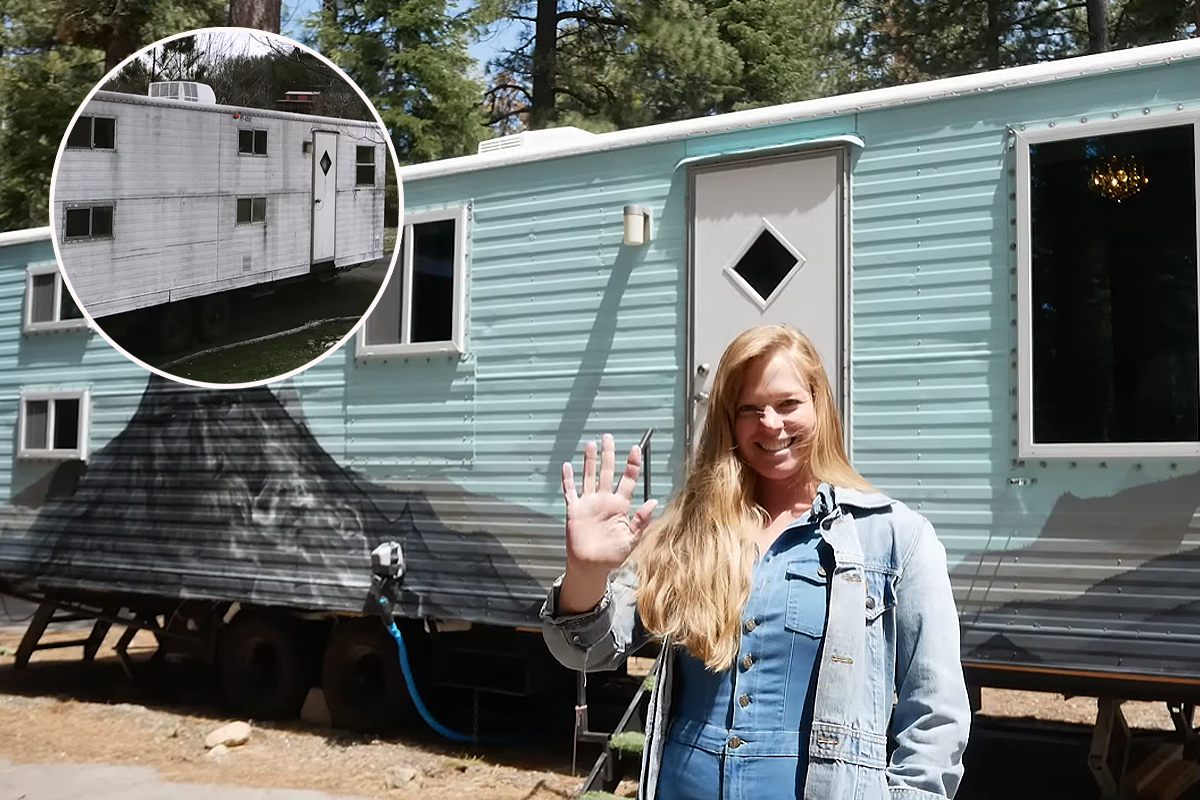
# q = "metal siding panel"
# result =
<box><xmin>851</xmin><ymin>64</ymin><xmax>1200</xmax><ymax>683</ymax></box>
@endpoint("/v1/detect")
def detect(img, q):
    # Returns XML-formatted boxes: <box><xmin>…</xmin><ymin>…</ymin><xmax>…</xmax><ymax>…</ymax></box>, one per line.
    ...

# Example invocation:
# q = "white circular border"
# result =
<box><xmin>47</xmin><ymin>26</ymin><xmax>404</xmax><ymax>391</ymax></box>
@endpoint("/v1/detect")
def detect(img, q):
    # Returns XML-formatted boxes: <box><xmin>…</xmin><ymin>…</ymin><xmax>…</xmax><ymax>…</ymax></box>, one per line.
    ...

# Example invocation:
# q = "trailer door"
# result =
<box><xmin>688</xmin><ymin>149</ymin><xmax>848</xmax><ymax>448</ymax></box>
<box><xmin>311</xmin><ymin>130</ymin><xmax>338</xmax><ymax>264</ymax></box>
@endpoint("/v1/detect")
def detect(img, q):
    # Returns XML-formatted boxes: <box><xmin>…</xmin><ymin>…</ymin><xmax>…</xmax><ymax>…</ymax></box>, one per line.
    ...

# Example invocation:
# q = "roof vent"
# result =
<box><xmin>477</xmin><ymin>126</ymin><xmax>595</xmax><ymax>155</ymax></box>
<box><xmin>148</xmin><ymin>81</ymin><xmax>217</xmax><ymax>105</ymax></box>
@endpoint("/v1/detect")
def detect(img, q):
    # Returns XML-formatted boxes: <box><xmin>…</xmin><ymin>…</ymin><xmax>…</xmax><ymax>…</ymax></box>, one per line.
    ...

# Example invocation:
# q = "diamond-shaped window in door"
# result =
<box><xmin>319</xmin><ymin>151</ymin><xmax>332</xmax><ymax>175</ymax></box>
<box><xmin>723</xmin><ymin>219</ymin><xmax>807</xmax><ymax>311</ymax></box>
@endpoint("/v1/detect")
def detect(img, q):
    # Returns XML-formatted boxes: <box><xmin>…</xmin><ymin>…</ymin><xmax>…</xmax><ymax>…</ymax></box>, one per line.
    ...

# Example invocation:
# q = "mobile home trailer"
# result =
<box><xmin>2</xmin><ymin>38</ymin><xmax>1200</xmax><ymax>787</ymax></box>
<box><xmin>52</xmin><ymin>83</ymin><xmax>389</xmax><ymax>350</ymax></box>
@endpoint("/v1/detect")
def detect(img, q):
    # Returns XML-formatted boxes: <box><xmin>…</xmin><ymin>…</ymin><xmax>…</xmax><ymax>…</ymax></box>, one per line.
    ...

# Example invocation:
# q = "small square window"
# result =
<box><xmin>239</xmin><ymin>129</ymin><xmax>267</xmax><ymax>156</ymax></box>
<box><xmin>66</xmin><ymin>118</ymin><xmax>92</xmax><ymax>149</ymax></box>
<box><xmin>62</xmin><ymin>205</ymin><xmax>114</xmax><ymax>241</ymax></box>
<box><xmin>19</xmin><ymin>390</ymin><xmax>89</xmax><ymax>460</ymax></box>
<box><xmin>24</xmin><ymin>262</ymin><xmax>88</xmax><ymax>333</ymax></box>
<box><xmin>237</xmin><ymin>197</ymin><xmax>266</xmax><ymax>225</ymax></box>
<box><xmin>356</xmin><ymin>145</ymin><xmax>375</xmax><ymax>186</ymax></box>
<box><xmin>65</xmin><ymin>116</ymin><xmax>115</xmax><ymax>150</ymax></box>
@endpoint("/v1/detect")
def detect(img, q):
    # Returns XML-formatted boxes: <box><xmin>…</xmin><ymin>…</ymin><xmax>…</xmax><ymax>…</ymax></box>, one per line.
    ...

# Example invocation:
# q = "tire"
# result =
<box><xmin>218</xmin><ymin>611</ymin><xmax>310</xmax><ymax>720</ymax></box>
<box><xmin>321</xmin><ymin>617</ymin><xmax>413</xmax><ymax>733</ymax></box>
<box><xmin>156</xmin><ymin>301</ymin><xmax>194</xmax><ymax>354</ymax></box>
<box><xmin>196</xmin><ymin>294</ymin><xmax>232</xmax><ymax>342</ymax></box>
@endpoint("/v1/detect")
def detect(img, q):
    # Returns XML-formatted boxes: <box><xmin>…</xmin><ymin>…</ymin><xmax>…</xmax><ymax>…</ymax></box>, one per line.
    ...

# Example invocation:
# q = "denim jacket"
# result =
<box><xmin>541</xmin><ymin>485</ymin><xmax>971</xmax><ymax>800</ymax></box>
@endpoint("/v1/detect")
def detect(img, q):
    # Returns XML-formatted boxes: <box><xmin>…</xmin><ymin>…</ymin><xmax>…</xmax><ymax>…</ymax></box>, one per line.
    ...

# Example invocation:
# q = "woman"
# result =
<box><xmin>541</xmin><ymin>323</ymin><xmax>971</xmax><ymax>800</ymax></box>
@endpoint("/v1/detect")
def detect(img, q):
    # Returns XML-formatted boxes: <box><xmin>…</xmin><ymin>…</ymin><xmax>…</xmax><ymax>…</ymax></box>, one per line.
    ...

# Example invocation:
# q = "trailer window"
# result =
<box><xmin>239</xmin><ymin>129</ymin><xmax>267</xmax><ymax>156</ymax></box>
<box><xmin>1018</xmin><ymin>121</ymin><xmax>1200</xmax><ymax>456</ymax></box>
<box><xmin>359</xmin><ymin>203</ymin><xmax>469</xmax><ymax>357</ymax></box>
<box><xmin>236</xmin><ymin>197</ymin><xmax>267</xmax><ymax>225</ymax></box>
<box><xmin>65</xmin><ymin>116</ymin><xmax>115</xmax><ymax>150</ymax></box>
<box><xmin>24</xmin><ymin>262</ymin><xmax>86</xmax><ymax>333</ymax></box>
<box><xmin>63</xmin><ymin>204</ymin><xmax>114</xmax><ymax>241</ymax></box>
<box><xmin>18</xmin><ymin>390</ymin><xmax>89</xmax><ymax>460</ymax></box>
<box><xmin>356</xmin><ymin>146</ymin><xmax>375</xmax><ymax>185</ymax></box>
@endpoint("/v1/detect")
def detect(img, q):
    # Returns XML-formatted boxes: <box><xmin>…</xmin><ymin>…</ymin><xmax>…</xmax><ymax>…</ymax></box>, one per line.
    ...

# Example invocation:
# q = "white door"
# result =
<box><xmin>311</xmin><ymin>130</ymin><xmax>338</xmax><ymax>263</ymax></box>
<box><xmin>689</xmin><ymin>149</ymin><xmax>846</xmax><ymax>446</ymax></box>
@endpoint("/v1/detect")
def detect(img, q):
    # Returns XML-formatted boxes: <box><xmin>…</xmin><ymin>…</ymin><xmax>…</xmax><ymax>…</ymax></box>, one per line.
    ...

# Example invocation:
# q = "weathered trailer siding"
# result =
<box><xmin>54</xmin><ymin>92</ymin><xmax>385</xmax><ymax>317</ymax></box>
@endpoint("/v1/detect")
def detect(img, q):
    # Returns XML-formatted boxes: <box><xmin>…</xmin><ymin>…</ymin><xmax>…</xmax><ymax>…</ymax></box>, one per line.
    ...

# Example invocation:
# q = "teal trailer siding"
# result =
<box><xmin>2</xmin><ymin>42</ymin><xmax>1200</xmax><ymax>696</ymax></box>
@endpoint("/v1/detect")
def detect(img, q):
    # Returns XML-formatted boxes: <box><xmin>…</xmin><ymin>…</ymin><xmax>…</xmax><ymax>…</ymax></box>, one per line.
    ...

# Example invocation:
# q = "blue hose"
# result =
<box><xmin>383</xmin><ymin>605</ymin><xmax>529</xmax><ymax>745</ymax></box>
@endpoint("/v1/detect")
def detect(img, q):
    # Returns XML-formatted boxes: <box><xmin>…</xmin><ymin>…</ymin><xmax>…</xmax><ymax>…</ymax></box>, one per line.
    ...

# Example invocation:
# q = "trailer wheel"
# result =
<box><xmin>321</xmin><ymin>617</ymin><xmax>413</xmax><ymax>733</ymax></box>
<box><xmin>219</xmin><ymin>611</ymin><xmax>310</xmax><ymax>720</ymax></box>
<box><xmin>156</xmin><ymin>302</ymin><xmax>194</xmax><ymax>354</ymax></box>
<box><xmin>196</xmin><ymin>295</ymin><xmax>232</xmax><ymax>342</ymax></box>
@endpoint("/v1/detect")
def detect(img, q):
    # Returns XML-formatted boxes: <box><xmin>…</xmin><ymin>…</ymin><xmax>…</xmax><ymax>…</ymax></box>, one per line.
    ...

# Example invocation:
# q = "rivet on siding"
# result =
<box><xmin>1135</xmin><ymin>463</ymin><xmax>1143</xmax><ymax>470</ymax></box>
<box><xmin>1143</xmin><ymin>108</ymin><xmax>1151</xmax><ymax>115</ymax></box>
<box><xmin>1111</xmin><ymin>112</ymin><xmax>1119</xmax><ymax>119</ymax></box>
<box><xmin>1080</xmin><ymin>117</ymin><xmax>1088</xmax><ymax>123</ymax></box>
<box><xmin>1019</xmin><ymin>124</ymin><xmax>1026</xmax><ymax>131</ymax></box>
<box><xmin>1069</xmin><ymin>461</ymin><xmax>1077</xmax><ymax>468</ymax></box>
<box><xmin>1039</xmin><ymin>461</ymin><xmax>1047</xmax><ymax>468</ymax></box>
<box><xmin>1099</xmin><ymin>461</ymin><xmax>1107</xmax><ymax>468</ymax></box>
<box><xmin>1171</xmin><ymin>462</ymin><xmax>1178</xmax><ymax>470</ymax></box>
<box><xmin>1048</xmin><ymin>121</ymin><xmax>1056</xmax><ymax>128</ymax></box>
<box><xmin>1009</xmin><ymin>243</ymin><xmax>1017</xmax><ymax>251</ymax></box>
<box><xmin>1178</xmin><ymin>104</ymin><xmax>1185</xmax><ymax>111</ymax></box>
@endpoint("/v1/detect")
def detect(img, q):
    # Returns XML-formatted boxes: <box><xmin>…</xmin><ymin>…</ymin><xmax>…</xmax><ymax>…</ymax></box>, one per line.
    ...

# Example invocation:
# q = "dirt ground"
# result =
<box><xmin>0</xmin><ymin>626</ymin><xmax>1186</xmax><ymax>800</ymax></box>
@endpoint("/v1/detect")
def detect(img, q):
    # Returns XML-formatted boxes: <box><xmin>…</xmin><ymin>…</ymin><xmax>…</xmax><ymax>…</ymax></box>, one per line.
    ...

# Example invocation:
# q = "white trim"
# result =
<box><xmin>17</xmin><ymin>388</ymin><xmax>90</xmax><ymax>461</ymax></box>
<box><xmin>1014</xmin><ymin>114</ymin><xmax>1200</xmax><ymax>458</ymax></box>
<box><xmin>23</xmin><ymin>261</ymin><xmax>89</xmax><ymax>334</ymax></box>
<box><xmin>0</xmin><ymin>227</ymin><xmax>51</xmax><ymax>247</ymax></box>
<box><xmin>402</xmin><ymin>40</ymin><xmax>1200</xmax><ymax>181</ymax></box>
<box><xmin>356</xmin><ymin>203</ymin><xmax>470</xmax><ymax>358</ymax></box>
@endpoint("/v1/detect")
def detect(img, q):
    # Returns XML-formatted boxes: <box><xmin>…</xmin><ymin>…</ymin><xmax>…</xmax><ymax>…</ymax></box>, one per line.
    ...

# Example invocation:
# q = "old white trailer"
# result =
<box><xmin>50</xmin><ymin>82</ymin><xmax>389</xmax><ymax>348</ymax></box>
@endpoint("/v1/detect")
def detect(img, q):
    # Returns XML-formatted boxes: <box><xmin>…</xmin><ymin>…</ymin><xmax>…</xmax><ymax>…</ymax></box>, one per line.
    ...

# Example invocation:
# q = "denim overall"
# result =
<box><xmin>542</xmin><ymin>484</ymin><xmax>971</xmax><ymax>800</ymax></box>
<box><xmin>657</xmin><ymin>521</ymin><xmax>829</xmax><ymax>800</ymax></box>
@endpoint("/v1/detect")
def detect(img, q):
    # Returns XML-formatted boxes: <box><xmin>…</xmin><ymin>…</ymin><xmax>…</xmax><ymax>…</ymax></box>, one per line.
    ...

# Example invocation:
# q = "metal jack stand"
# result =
<box><xmin>574</xmin><ymin>652</ymin><xmax>660</xmax><ymax>797</ymax></box>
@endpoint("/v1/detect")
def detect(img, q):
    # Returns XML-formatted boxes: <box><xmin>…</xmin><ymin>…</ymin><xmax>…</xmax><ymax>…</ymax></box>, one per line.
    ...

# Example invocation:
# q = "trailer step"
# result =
<box><xmin>14</xmin><ymin>601</ymin><xmax>113</xmax><ymax>669</ymax></box>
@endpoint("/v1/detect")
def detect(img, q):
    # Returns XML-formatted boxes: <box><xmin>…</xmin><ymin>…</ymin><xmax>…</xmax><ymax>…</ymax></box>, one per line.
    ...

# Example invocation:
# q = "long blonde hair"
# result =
<box><xmin>634</xmin><ymin>324</ymin><xmax>871</xmax><ymax>670</ymax></box>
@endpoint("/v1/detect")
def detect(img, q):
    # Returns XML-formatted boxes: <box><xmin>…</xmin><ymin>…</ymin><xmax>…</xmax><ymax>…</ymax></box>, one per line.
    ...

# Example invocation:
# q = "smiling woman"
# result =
<box><xmin>541</xmin><ymin>323</ymin><xmax>972</xmax><ymax>800</ymax></box>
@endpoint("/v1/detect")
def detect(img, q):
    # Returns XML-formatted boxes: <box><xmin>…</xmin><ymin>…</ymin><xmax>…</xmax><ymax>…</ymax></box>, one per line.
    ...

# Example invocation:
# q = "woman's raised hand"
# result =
<box><xmin>556</xmin><ymin>434</ymin><xmax>658</xmax><ymax>612</ymax></box>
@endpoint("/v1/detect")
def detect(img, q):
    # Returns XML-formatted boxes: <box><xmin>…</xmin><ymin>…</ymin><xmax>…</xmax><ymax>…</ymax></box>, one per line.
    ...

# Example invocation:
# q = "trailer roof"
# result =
<box><xmin>402</xmin><ymin>38</ymin><xmax>1200</xmax><ymax>181</ymax></box>
<box><xmin>0</xmin><ymin>227</ymin><xmax>51</xmax><ymax>248</ymax></box>
<box><xmin>89</xmin><ymin>90</ymin><xmax>383</xmax><ymax>131</ymax></box>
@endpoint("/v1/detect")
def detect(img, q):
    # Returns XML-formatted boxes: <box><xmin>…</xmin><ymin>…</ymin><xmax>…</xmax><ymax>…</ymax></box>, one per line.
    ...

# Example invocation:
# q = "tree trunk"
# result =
<box><xmin>1086</xmin><ymin>0</ymin><xmax>1109</xmax><ymax>53</ymax></box>
<box><xmin>985</xmin><ymin>0</ymin><xmax>1002</xmax><ymax>70</ymax></box>
<box><xmin>529</xmin><ymin>0</ymin><xmax>557</xmax><ymax>129</ymax></box>
<box><xmin>229</xmin><ymin>0</ymin><xmax>282</xmax><ymax>34</ymax></box>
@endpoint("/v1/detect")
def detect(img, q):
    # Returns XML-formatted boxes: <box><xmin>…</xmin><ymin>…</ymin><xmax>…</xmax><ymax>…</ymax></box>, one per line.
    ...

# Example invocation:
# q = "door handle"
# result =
<box><xmin>693</xmin><ymin>391</ymin><xmax>709</xmax><ymax>403</ymax></box>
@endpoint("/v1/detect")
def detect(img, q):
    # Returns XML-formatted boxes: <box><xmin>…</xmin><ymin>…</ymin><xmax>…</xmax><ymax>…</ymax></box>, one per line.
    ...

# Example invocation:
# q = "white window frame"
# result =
<box><xmin>23</xmin><ymin>261</ymin><xmax>88</xmax><ymax>333</ymax></box>
<box><xmin>17</xmin><ymin>388</ymin><xmax>90</xmax><ymax>461</ymax></box>
<box><xmin>1014</xmin><ymin>110</ymin><xmax>1200</xmax><ymax>458</ymax></box>
<box><xmin>357</xmin><ymin>203</ymin><xmax>470</xmax><ymax>358</ymax></box>
<box><xmin>355</xmin><ymin>145</ymin><xmax>376</xmax><ymax>186</ymax></box>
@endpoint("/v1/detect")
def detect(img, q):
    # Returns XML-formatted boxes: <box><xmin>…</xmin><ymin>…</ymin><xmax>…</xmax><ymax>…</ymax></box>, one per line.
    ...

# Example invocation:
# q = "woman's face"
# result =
<box><xmin>732</xmin><ymin>352</ymin><xmax>816</xmax><ymax>484</ymax></box>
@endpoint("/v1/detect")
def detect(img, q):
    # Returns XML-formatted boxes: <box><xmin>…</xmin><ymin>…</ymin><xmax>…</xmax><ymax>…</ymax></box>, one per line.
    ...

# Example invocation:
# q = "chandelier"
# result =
<box><xmin>1089</xmin><ymin>155</ymin><xmax>1149</xmax><ymax>202</ymax></box>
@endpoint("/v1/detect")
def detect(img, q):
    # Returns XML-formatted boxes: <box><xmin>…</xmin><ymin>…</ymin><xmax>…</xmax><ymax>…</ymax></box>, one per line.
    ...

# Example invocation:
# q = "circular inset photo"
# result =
<box><xmin>49</xmin><ymin>28</ymin><xmax>402</xmax><ymax>388</ymax></box>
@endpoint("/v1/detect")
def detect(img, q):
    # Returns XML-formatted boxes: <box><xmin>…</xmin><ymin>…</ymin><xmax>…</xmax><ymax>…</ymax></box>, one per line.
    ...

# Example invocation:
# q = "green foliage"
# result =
<box><xmin>306</xmin><ymin>0</ymin><xmax>487</xmax><ymax>163</ymax></box>
<box><xmin>0</xmin><ymin>0</ymin><xmax>223</xmax><ymax>232</ymax></box>
<box><xmin>609</xmin><ymin>730</ymin><xmax>646</xmax><ymax>754</ymax></box>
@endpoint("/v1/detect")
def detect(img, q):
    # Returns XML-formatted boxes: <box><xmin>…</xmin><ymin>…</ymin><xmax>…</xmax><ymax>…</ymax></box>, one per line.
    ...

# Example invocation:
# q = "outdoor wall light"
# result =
<box><xmin>623</xmin><ymin>205</ymin><xmax>651</xmax><ymax>246</ymax></box>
